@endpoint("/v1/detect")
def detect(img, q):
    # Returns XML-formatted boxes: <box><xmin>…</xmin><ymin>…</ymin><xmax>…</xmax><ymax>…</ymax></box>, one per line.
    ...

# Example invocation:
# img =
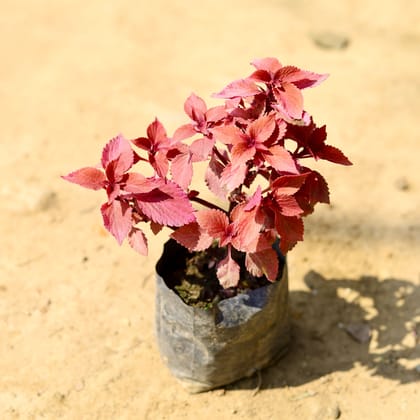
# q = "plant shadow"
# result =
<box><xmin>229</xmin><ymin>271</ymin><xmax>420</xmax><ymax>390</ymax></box>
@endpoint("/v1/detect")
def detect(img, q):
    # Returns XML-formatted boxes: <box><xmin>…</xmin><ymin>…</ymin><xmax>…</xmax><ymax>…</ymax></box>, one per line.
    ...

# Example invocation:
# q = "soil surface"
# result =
<box><xmin>1</xmin><ymin>1</ymin><xmax>419</xmax><ymax>419</ymax></box>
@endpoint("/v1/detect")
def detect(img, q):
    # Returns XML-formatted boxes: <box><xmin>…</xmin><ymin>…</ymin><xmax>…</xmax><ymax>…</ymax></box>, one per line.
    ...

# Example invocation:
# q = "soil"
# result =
<box><xmin>157</xmin><ymin>240</ymin><xmax>277</xmax><ymax>308</ymax></box>
<box><xmin>1</xmin><ymin>1</ymin><xmax>419</xmax><ymax>419</ymax></box>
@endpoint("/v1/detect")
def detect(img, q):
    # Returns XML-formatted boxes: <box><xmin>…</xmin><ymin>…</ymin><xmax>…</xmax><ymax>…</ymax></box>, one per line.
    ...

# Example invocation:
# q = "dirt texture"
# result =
<box><xmin>1</xmin><ymin>1</ymin><xmax>419</xmax><ymax>419</ymax></box>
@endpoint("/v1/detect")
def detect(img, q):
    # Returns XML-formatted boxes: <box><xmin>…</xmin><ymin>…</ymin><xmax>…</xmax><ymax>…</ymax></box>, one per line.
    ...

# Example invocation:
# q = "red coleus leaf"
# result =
<box><xmin>102</xmin><ymin>134</ymin><xmax>134</xmax><ymax>179</ymax></box>
<box><xmin>172</xmin><ymin>123</ymin><xmax>196</xmax><ymax>141</ymax></box>
<box><xmin>295</xmin><ymin>169</ymin><xmax>330</xmax><ymax>215</ymax></box>
<box><xmin>171</xmin><ymin>152</ymin><xmax>193</xmax><ymax>190</ymax></box>
<box><xmin>244</xmin><ymin>185</ymin><xmax>262</xmax><ymax>211</ymax></box>
<box><xmin>196</xmin><ymin>209</ymin><xmax>230</xmax><ymax>241</ymax></box>
<box><xmin>275</xmin><ymin>65</ymin><xmax>328</xmax><ymax>89</ymax></box>
<box><xmin>134</xmin><ymin>181</ymin><xmax>195</xmax><ymax>226</ymax></box>
<box><xmin>220</xmin><ymin>162</ymin><xmax>248</xmax><ymax>193</ymax></box>
<box><xmin>205</xmin><ymin>153</ymin><xmax>228</xmax><ymax>199</ymax></box>
<box><xmin>272</xmin><ymin>173</ymin><xmax>309</xmax><ymax>195</ymax></box>
<box><xmin>128</xmin><ymin>227</ymin><xmax>148</xmax><ymax>255</ymax></box>
<box><xmin>251</xmin><ymin>57</ymin><xmax>283</xmax><ymax>73</ymax></box>
<box><xmin>124</xmin><ymin>174</ymin><xmax>160</xmax><ymax>194</ymax></box>
<box><xmin>273</xmin><ymin>82</ymin><xmax>304</xmax><ymax>120</ymax></box>
<box><xmin>206</xmin><ymin>105</ymin><xmax>227</xmax><ymax>123</ymax></box>
<box><xmin>231</xmin><ymin>141</ymin><xmax>256</xmax><ymax>165</ymax></box>
<box><xmin>251</xmin><ymin>59</ymin><xmax>328</xmax><ymax>90</ymax></box>
<box><xmin>184</xmin><ymin>93</ymin><xmax>207</xmax><ymax>123</ymax></box>
<box><xmin>228</xmin><ymin>115</ymin><xmax>278</xmax><ymax>166</ymax></box>
<box><xmin>303</xmin><ymin>170</ymin><xmax>330</xmax><ymax>204</ymax></box>
<box><xmin>248</xmin><ymin>114</ymin><xmax>276</xmax><ymax>143</ymax></box>
<box><xmin>171</xmin><ymin>222</ymin><xmax>213</xmax><ymax>251</ymax></box>
<box><xmin>275</xmin><ymin>215</ymin><xmax>304</xmax><ymax>252</ymax></box>
<box><xmin>211</xmin><ymin>124</ymin><xmax>241</xmax><ymax>145</ymax></box>
<box><xmin>190</xmin><ymin>137</ymin><xmax>215</xmax><ymax>162</ymax></box>
<box><xmin>245</xmin><ymin>248</ymin><xmax>279</xmax><ymax>282</ymax></box>
<box><xmin>230</xmin><ymin>203</ymin><xmax>264</xmax><ymax>252</ymax></box>
<box><xmin>287</xmin><ymin>122</ymin><xmax>352</xmax><ymax>166</ymax></box>
<box><xmin>62</xmin><ymin>167</ymin><xmax>106</xmax><ymax>190</ymax></box>
<box><xmin>150</xmin><ymin>221</ymin><xmax>164</xmax><ymax>235</ymax></box>
<box><xmin>132</xmin><ymin>119</ymin><xmax>176</xmax><ymax>177</ymax></box>
<box><xmin>265</xmin><ymin>145</ymin><xmax>299</xmax><ymax>173</ymax></box>
<box><xmin>132</xmin><ymin>118</ymin><xmax>168</xmax><ymax>152</ymax></box>
<box><xmin>101</xmin><ymin>200</ymin><xmax>133</xmax><ymax>245</ymax></box>
<box><xmin>213</xmin><ymin>78</ymin><xmax>262</xmax><ymax>99</ymax></box>
<box><xmin>216</xmin><ymin>246</ymin><xmax>240</xmax><ymax>288</ymax></box>
<box><xmin>317</xmin><ymin>145</ymin><xmax>352</xmax><ymax>166</ymax></box>
<box><xmin>274</xmin><ymin>194</ymin><xmax>303</xmax><ymax>217</ymax></box>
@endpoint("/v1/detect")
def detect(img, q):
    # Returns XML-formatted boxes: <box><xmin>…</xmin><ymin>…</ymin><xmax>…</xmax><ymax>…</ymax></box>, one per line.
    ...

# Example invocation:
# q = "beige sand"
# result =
<box><xmin>1</xmin><ymin>1</ymin><xmax>419</xmax><ymax>418</ymax></box>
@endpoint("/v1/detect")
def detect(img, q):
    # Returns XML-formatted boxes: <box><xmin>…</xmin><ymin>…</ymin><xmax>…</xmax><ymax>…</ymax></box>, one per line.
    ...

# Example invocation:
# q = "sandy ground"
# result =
<box><xmin>1</xmin><ymin>0</ymin><xmax>419</xmax><ymax>418</ymax></box>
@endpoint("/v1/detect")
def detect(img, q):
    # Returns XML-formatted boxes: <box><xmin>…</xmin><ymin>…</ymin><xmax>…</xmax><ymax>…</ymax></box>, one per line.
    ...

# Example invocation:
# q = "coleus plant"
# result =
<box><xmin>63</xmin><ymin>57</ymin><xmax>351</xmax><ymax>289</ymax></box>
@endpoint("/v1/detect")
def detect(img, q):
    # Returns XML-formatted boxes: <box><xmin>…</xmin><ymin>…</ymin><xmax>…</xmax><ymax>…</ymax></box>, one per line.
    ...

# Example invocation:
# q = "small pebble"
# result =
<box><xmin>311</xmin><ymin>32</ymin><xmax>350</xmax><ymax>50</ymax></box>
<box><xmin>315</xmin><ymin>403</ymin><xmax>341</xmax><ymax>420</ymax></box>
<box><xmin>415</xmin><ymin>364</ymin><xmax>420</xmax><ymax>374</ymax></box>
<box><xmin>344</xmin><ymin>322</ymin><xmax>371</xmax><ymax>343</ymax></box>
<box><xmin>395</xmin><ymin>177</ymin><xmax>410</xmax><ymax>191</ymax></box>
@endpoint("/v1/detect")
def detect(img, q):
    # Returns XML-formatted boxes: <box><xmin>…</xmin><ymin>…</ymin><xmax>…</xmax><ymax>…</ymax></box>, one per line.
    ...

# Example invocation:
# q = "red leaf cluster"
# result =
<box><xmin>63</xmin><ymin>58</ymin><xmax>351</xmax><ymax>288</ymax></box>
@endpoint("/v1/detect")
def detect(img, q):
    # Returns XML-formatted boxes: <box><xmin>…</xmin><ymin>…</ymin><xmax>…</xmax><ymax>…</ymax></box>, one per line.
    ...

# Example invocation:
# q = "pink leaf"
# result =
<box><xmin>245</xmin><ymin>248</ymin><xmax>279</xmax><ymax>282</ymax></box>
<box><xmin>211</xmin><ymin>124</ymin><xmax>242</xmax><ymax>145</ymax></box>
<box><xmin>213</xmin><ymin>79</ymin><xmax>261</xmax><ymax>99</ymax></box>
<box><xmin>231</xmin><ymin>204</ymin><xmax>264</xmax><ymax>252</ymax></box>
<box><xmin>128</xmin><ymin>227</ymin><xmax>148</xmax><ymax>255</ymax></box>
<box><xmin>248</xmin><ymin>69</ymin><xmax>272</xmax><ymax>83</ymax></box>
<box><xmin>244</xmin><ymin>186</ymin><xmax>262</xmax><ymax>211</ymax></box>
<box><xmin>184</xmin><ymin>93</ymin><xmax>207</xmax><ymax>122</ymax></box>
<box><xmin>273</xmin><ymin>83</ymin><xmax>304</xmax><ymax>120</ymax></box>
<box><xmin>62</xmin><ymin>167</ymin><xmax>106</xmax><ymax>190</ymax></box>
<box><xmin>124</xmin><ymin>174</ymin><xmax>162</xmax><ymax>194</ymax></box>
<box><xmin>231</xmin><ymin>141</ymin><xmax>256</xmax><ymax>165</ymax></box>
<box><xmin>132</xmin><ymin>119</ymin><xmax>169</xmax><ymax>154</ymax></box>
<box><xmin>152</xmin><ymin>151</ymin><xmax>170</xmax><ymax>178</ymax></box>
<box><xmin>171</xmin><ymin>222</ymin><xmax>213</xmax><ymax>251</ymax></box>
<box><xmin>275</xmin><ymin>194</ymin><xmax>304</xmax><ymax>216</ymax></box>
<box><xmin>277</xmin><ymin>65</ymin><xmax>328</xmax><ymax>89</ymax></box>
<box><xmin>171</xmin><ymin>152</ymin><xmax>193</xmax><ymax>190</ymax></box>
<box><xmin>205</xmin><ymin>154</ymin><xmax>227</xmax><ymax>199</ymax></box>
<box><xmin>135</xmin><ymin>181</ymin><xmax>195</xmax><ymax>226</ymax></box>
<box><xmin>247</xmin><ymin>114</ymin><xmax>276</xmax><ymax>143</ymax></box>
<box><xmin>131</xmin><ymin>136</ymin><xmax>151</xmax><ymax>151</ymax></box>
<box><xmin>101</xmin><ymin>200</ymin><xmax>133</xmax><ymax>245</ymax></box>
<box><xmin>205</xmin><ymin>105</ymin><xmax>227</xmax><ymax>122</ymax></box>
<box><xmin>220</xmin><ymin>162</ymin><xmax>248</xmax><ymax>192</ymax></box>
<box><xmin>196</xmin><ymin>209</ymin><xmax>229</xmax><ymax>239</ymax></box>
<box><xmin>265</xmin><ymin>145</ymin><xmax>299</xmax><ymax>173</ymax></box>
<box><xmin>272</xmin><ymin>173</ymin><xmax>308</xmax><ymax>195</ymax></box>
<box><xmin>172</xmin><ymin>124</ymin><xmax>196</xmax><ymax>141</ymax></box>
<box><xmin>190</xmin><ymin>137</ymin><xmax>215</xmax><ymax>162</ymax></box>
<box><xmin>146</xmin><ymin>118</ymin><xmax>168</xmax><ymax>147</ymax></box>
<box><xmin>101</xmin><ymin>135</ymin><xmax>134</xmax><ymax>177</ymax></box>
<box><xmin>251</xmin><ymin>57</ymin><xmax>283</xmax><ymax>73</ymax></box>
<box><xmin>216</xmin><ymin>246</ymin><xmax>240</xmax><ymax>288</ymax></box>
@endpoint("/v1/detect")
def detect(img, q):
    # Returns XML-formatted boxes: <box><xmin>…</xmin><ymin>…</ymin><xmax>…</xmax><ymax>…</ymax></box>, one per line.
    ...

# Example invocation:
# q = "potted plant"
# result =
<box><xmin>63</xmin><ymin>57</ymin><xmax>351</xmax><ymax>392</ymax></box>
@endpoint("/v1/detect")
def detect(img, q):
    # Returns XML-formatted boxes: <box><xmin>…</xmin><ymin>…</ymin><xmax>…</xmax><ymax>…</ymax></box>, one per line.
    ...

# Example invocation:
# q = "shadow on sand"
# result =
<box><xmin>229</xmin><ymin>271</ymin><xmax>419</xmax><ymax>390</ymax></box>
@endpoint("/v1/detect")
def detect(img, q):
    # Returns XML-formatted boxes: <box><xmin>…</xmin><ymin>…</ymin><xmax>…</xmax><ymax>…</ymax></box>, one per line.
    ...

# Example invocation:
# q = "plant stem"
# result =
<box><xmin>190</xmin><ymin>195</ymin><xmax>226</xmax><ymax>212</ymax></box>
<box><xmin>213</xmin><ymin>147</ymin><xmax>228</xmax><ymax>166</ymax></box>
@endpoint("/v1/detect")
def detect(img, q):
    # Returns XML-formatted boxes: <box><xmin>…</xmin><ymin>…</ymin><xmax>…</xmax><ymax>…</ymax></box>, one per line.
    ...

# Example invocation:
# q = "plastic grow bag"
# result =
<box><xmin>155</xmin><ymin>239</ymin><xmax>290</xmax><ymax>393</ymax></box>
